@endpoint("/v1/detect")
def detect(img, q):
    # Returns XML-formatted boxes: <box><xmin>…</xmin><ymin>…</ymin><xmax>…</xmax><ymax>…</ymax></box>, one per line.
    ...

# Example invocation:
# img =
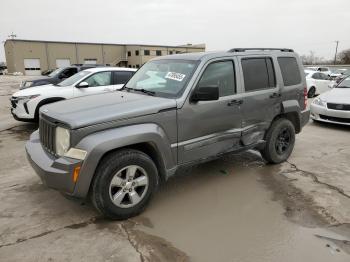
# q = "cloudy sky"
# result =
<box><xmin>1</xmin><ymin>0</ymin><xmax>349</xmax><ymax>62</ymax></box>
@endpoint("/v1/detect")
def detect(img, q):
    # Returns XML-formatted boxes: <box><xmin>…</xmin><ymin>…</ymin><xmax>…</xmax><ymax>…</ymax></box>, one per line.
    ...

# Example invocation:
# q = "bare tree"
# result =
<box><xmin>337</xmin><ymin>49</ymin><xmax>350</xmax><ymax>64</ymax></box>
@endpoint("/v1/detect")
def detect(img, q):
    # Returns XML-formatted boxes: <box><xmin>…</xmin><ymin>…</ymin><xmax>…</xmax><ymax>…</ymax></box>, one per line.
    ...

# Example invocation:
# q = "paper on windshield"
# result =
<box><xmin>165</xmin><ymin>72</ymin><xmax>186</xmax><ymax>82</ymax></box>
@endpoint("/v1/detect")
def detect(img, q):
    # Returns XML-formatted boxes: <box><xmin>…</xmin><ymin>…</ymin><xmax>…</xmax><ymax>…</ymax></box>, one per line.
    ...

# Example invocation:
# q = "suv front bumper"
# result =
<box><xmin>25</xmin><ymin>131</ymin><xmax>82</xmax><ymax>194</ymax></box>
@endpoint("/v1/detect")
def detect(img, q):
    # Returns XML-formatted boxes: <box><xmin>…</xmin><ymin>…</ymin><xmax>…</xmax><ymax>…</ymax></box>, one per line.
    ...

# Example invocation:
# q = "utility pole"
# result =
<box><xmin>334</xmin><ymin>40</ymin><xmax>339</xmax><ymax>65</ymax></box>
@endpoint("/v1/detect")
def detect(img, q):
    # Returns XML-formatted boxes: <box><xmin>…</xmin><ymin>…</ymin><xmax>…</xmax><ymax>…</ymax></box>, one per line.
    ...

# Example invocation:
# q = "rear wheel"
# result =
<box><xmin>261</xmin><ymin>118</ymin><xmax>295</xmax><ymax>164</ymax></box>
<box><xmin>91</xmin><ymin>149</ymin><xmax>158</xmax><ymax>220</ymax></box>
<box><xmin>308</xmin><ymin>86</ymin><xmax>316</xmax><ymax>98</ymax></box>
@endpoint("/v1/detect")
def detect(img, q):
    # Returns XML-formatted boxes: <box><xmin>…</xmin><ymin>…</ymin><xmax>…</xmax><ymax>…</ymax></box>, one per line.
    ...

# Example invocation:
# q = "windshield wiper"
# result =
<box><xmin>123</xmin><ymin>87</ymin><xmax>155</xmax><ymax>96</ymax></box>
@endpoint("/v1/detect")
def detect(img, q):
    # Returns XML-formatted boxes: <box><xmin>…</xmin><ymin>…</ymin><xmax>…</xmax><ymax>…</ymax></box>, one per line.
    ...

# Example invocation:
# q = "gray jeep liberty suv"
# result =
<box><xmin>26</xmin><ymin>48</ymin><xmax>310</xmax><ymax>219</ymax></box>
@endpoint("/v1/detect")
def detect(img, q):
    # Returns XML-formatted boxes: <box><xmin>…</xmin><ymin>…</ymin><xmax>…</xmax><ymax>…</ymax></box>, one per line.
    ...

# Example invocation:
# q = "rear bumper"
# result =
<box><xmin>300</xmin><ymin>109</ymin><xmax>310</xmax><ymax>128</ymax></box>
<box><xmin>25</xmin><ymin>131</ymin><xmax>82</xmax><ymax>194</ymax></box>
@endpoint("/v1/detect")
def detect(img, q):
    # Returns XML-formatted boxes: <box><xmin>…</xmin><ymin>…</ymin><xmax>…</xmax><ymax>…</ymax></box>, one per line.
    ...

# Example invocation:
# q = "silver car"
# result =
<box><xmin>311</xmin><ymin>75</ymin><xmax>350</xmax><ymax>125</ymax></box>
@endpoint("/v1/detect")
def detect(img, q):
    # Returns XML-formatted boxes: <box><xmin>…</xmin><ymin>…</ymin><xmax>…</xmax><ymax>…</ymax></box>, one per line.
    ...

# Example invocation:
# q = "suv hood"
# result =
<box><xmin>13</xmin><ymin>84</ymin><xmax>56</xmax><ymax>97</ymax></box>
<box><xmin>41</xmin><ymin>91</ymin><xmax>177</xmax><ymax>129</ymax></box>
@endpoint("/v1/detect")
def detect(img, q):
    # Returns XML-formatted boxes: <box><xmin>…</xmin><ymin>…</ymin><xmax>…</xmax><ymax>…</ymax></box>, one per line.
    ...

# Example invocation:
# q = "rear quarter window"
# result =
<box><xmin>278</xmin><ymin>57</ymin><xmax>302</xmax><ymax>86</ymax></box>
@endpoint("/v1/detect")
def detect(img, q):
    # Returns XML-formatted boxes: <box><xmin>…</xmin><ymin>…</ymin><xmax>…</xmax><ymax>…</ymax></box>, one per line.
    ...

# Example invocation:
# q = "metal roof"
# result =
<box><xmin>4</xmin><ymin>39</ymin><xmax>205</xmax><ymax>49</ymax></box>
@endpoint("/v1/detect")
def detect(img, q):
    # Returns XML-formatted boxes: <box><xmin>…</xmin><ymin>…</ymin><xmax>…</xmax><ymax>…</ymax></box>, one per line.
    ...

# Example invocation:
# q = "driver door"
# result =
<box><xmin>74</xmin><ymin>71</ymin><xmax>113</xmax><ymax>97</ymax></box>
<box><xmin>177</xmin><ymin>59</ymin><xmax>242</xmax><ymax>164</ymax></box>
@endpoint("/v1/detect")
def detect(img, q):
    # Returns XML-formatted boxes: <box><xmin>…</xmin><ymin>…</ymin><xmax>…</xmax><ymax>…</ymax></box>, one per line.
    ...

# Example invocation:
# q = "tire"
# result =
<box><xmin>308</xmin><ymin>86</ymin><xmax>316</xmax><ymax>98</ymax></box>
<box><xmin>261</xmin><ymin>118</ymin><xmax>295</xmax><ymax>164</ymax></box>
<box><xmin>91</xmin><ymin>149</ymin><xmax>159</xmax><ymax>220</ymax></box>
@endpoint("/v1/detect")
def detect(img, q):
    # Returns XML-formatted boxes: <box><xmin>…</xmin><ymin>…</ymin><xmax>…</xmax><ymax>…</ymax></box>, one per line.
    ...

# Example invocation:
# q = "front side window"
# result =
<box><xmin>197</xmin><ymin>61</ymin><xmax>235</xmax><ymax>97</ymax></box>
<box><xmin>242</xmin><ymin>57</ymin><xmax>276</xmax><ymax>92</ymax></box>
<box><xmin>125</xmin><ymin>59</ymin><xmax>198</xmax><ymax>98</ymax></box>
<box><xmin>84</xmin><ymin>71</ymin><xmax>112</xmax><ymax>87</ymax></box>
<box><xmin>337</xmin><ymin>76</ymin><xmax>350</xmax><ymax>88</ymax></box>
<box><xmin>114</xmin><ymin>71</ymin><xmax>134</xmax><ymax>85</ymax></box>
<box><xmin>278</xmin><ymin>57</ymin><xmax>302</xmax><ymax>86</ymax></box>
<box><xmin>312</xmin><ymin>73</ymin><xmax>321</xmax><ymax>80</ymax></box>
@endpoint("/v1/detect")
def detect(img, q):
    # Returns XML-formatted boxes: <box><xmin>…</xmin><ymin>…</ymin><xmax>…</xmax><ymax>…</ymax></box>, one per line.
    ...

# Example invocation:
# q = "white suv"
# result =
<box><xmin>11</xmin><ymin>67</ymin><xmax>136</xmax><ymax>121</ymax></box>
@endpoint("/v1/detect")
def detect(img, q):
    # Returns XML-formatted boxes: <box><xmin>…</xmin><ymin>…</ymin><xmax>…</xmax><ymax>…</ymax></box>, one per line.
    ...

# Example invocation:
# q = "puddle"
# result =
<box><xmin>134</xmin><ymin>152</ymin><xmax>350</xmax><ymax>262</ymax></box>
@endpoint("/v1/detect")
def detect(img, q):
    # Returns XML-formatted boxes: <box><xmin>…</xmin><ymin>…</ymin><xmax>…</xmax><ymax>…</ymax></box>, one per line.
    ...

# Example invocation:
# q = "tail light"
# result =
<box><xmin>303</xmin><ymin>87</ymin><xmax>308</xmax><ymax>109</ymax></box>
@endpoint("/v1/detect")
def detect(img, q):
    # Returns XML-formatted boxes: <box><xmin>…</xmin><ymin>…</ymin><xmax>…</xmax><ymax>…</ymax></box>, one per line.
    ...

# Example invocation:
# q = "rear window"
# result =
<box><xmin>278</xmin><ymin>57</ymin><xmax>302</xmax><ymax>86</ymax></box>
<box><xmin>241</xmin><ymin>57</ymin><xmax>276</xmax><ymax>92</ymax></box>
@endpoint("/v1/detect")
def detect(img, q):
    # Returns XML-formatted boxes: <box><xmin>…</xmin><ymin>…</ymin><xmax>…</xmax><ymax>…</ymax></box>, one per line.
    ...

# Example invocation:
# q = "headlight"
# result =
<box><xmin>16</xmin><ymin>94</ymin><xmax>40</xmax><ymax>102</ymax></box>
<box><xmin>313</xmin><ymin>97</ymin><xmax>326</xmax><ymax>107</ymax></box>
<box><xmin>55</xmin><ymin>127</ymin><xmax>70</xmax><ymax>156</ymax></box>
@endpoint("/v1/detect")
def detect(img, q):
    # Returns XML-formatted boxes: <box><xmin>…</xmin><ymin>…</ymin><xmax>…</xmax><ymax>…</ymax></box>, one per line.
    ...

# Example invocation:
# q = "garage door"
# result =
<box><xmin>24</xmin><ymin>59</ymin><xmax>41</xmax><ymax>76</ymax></box>
<box><xmin>56</xmin><ymin>59</ymin><xmax>71</xmax><ymax>68</ymax></box>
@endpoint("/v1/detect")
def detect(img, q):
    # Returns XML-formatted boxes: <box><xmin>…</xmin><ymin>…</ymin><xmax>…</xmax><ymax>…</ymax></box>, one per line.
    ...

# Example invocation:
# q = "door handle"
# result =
<box><xmin>269</xmin><ymin>93</ymin><xmax>281</xmax><ymax>98</ymax></box>
<box><xmin>227</xmin><ymin>99</ymin><xmax>243</xmax><ymax>106</ymax></box>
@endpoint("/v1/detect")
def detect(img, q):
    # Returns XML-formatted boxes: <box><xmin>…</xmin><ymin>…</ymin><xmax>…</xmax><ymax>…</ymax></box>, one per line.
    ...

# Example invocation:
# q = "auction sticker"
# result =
<box><xmin>165</xmin><ymin>72</ymin><xmax>186</xmax><ymax>82</ymax></box>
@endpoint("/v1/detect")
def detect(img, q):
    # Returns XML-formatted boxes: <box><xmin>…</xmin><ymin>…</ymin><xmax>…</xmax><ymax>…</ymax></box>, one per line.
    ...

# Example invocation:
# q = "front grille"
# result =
<box><xmin>39</xmin><ymin>118</ymin><xmax>56</xmax><ymax>154</ymax></box>
<box><xmin>320</xmin><ymin>115</ymin><xmax>350</xmax><ymax>124</ymax></box>
<box><xmin>327</xmin><ymin>103</ymin><xmax>350</xmax><ymax>111</ymax></box>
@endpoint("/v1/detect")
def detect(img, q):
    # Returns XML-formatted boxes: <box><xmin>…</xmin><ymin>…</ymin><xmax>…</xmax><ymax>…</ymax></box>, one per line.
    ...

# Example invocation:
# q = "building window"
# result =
<box><xmin>156</xmin><ymin>50</ymin><xmax>162</xmax><ymax>56</ymax></box>
<box><xmin>169</xmin><ymin>51</ymin><xmax>173</xmax><ymax>55</ymax></box>
<box><xmin>128</xmin><ymin>65</ymin><xmax>132</xmax><ymax>68</ymax></box>
<box><xmin>144</xmin><ymin>50</ymin><xmax>150</xmax><ymax>56</ymax></box>
<box><xmin>128</xmin><ymin>51</ymin><xmax>131</xmax><ymax>57</ymax></box>
<box><xmin>176</xmin><ymin>51</ymin><xmax>181</xmax><ymax>54</ymax></box>
<box><xmin>135</xmin><ymin>50</ymin><xmax>139</xmax><ymax>56</ymax></box>
<box><xmin>136</xmin><ymin>64</ymin><xmax>140</xmax><ymax>68</ymax></box>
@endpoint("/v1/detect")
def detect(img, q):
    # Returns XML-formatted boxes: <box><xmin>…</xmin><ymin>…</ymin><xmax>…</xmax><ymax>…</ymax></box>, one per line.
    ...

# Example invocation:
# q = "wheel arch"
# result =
<box><xmin>35</xmin><ymin>97</ymin><xmax>66</xmax><ymax>120</ymax></box>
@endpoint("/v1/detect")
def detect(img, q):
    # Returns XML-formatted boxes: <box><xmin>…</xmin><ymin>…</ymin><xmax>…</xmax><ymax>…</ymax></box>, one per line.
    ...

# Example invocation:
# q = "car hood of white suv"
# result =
<box><xmin>13</xmin><ymin>84</ymin><xmax>57</xmax><ymax>97</ymax></box>
<box><xmin>320</xmin><ymin>87</ymin><xmax>350</xmax><ymax>104</ymax></box>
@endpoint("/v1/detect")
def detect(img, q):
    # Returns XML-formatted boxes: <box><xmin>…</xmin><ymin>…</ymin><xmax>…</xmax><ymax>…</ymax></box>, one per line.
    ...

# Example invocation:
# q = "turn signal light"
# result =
<box><xmin>73</xmin><ymin>166</ymin><xmax>81</xmax><ymax>183</ymax></box>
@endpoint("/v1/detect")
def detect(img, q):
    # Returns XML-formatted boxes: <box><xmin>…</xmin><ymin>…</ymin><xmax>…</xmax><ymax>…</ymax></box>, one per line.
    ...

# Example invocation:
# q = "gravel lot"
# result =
<box><xmin>1</xmin><ymin>75</ymin><xmax>350</xmax><ymax>262</ymax></box>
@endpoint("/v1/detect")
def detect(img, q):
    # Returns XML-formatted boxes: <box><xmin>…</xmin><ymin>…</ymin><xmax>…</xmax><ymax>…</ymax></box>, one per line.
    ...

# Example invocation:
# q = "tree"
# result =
<box><xmin>337</xmin><ymin>49</ymin><xmax>350</xmax><ymax>64</ymax></box>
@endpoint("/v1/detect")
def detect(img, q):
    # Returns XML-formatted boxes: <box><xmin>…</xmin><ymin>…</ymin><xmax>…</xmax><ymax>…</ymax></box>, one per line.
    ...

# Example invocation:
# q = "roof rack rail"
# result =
<box><xmin>228</xmin><ymin>48</ymin><xmax>294</xmax><ymax>52</ymax></box>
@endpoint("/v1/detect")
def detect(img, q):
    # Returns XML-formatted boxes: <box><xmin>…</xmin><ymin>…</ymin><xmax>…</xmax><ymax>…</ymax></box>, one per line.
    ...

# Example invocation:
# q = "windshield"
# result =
<box><xmin>48</xmin><ymin>68</ymin><xmax>63</xmax><ymax>77</ymax></box>
<box><xmin>125</xmin><ymin>59</ymin><xmax>198</xmax><ymax>98</ymax></box>
<box><xmin>336</xmin><ymin>76</ymin><xmax>350</xmax><ymax>88</ymax></box>
<box><xmin>57</xmin><ymin>71</ymin><xmax>91</xmax><ymax>87</ymax></box>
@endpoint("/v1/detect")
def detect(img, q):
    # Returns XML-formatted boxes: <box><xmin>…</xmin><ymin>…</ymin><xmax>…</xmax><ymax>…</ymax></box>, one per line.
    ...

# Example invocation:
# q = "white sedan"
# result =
<box><xmin>310</xmin><ymin>75</ymin><xmax>350</xmax><ymax>126</ymax></box>
<box><xmin>305</xmin><ymin>70</ymin><xmax>332</xmax><ymax>98</ymax></box>
<box><xmin>11</xmin><ymin>67</ymin><xmax>136</xmax><ymax>122</ymax></box>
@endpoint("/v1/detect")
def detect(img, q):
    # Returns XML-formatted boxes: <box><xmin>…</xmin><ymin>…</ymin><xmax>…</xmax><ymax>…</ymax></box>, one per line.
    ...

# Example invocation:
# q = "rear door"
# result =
<box><xmin>238</xmin><ymin>56</ymin><xmax>281</xmax><ymax>145</ymax></box>
<box><xmin>177</xmin><ymin>58</ymin><xmax>242</xmax><ymax>164</ymax></box>
<box><xmin>112</xmin><ymin>71</ymin><xmax>134</xmax><ymax>90</ymax></box>
<box><xmin>74</xmin><ymin>71</ymin><xmax>113</xmax><ymax>97</ymax></box>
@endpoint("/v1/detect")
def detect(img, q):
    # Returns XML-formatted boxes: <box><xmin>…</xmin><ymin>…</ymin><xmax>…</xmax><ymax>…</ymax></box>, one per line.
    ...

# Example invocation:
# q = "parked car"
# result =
<box><xmin>25</xmin><ymin>48</ymin><xmax>309</xmax><ymax>219</ymax></box>
<box><xmin>305</xmin><ymin>70</ymin><xmax>331</xmax><ymax>97</ymax></box>
<box><xmin>0</xmin><ymin>65</ymin><xmax>7</xmax><ymax>75</ymax></box>
<box><xmin>306</xmin><ymin>66</ymin><xmax>332</xmax><ymax>76</ymax></box>
<box><xmin>11</xmin><ymin>67</ymin><xmax>136</xmax><ymax>121</ymax></box>
<box><xmin>19</xmin><ymin>65</ymin><xmax>102</xmax><ymax>89</ymax></box>
<box><xmin>330</xmin><ymin>68</ymin><xmax>349</xmax><ymax>79</ymax></box>
<box><xmin>311</xmin><ymin>75</ymin><xmax>350</xmax><ymax>125</ymax></box>
<box><xmin>41</xmin><ymin>69</ymin><xmax>55</xmax><ymax>76</ymax></box>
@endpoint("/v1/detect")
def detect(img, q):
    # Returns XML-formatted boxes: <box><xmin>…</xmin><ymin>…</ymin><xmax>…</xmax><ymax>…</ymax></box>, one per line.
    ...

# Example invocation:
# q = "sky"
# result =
<box><xmin>1</xmin><ymin>0</ymin><xmax>349</xmax><ymax>62</ymax></box>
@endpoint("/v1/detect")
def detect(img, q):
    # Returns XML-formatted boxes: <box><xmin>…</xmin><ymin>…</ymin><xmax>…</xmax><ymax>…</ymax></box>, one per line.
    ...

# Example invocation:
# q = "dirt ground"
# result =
<box><xmin>0</xmin><ymin>75</ymin><xmax>350</xmax><ymax>262</ymax></box>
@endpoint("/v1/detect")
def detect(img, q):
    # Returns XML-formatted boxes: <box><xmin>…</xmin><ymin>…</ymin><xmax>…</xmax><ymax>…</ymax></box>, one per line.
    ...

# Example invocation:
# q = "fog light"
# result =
<box><xmin>73</xmin><ymin>166</ymin><xmax>81</xmax><ymax>183</ymax></box>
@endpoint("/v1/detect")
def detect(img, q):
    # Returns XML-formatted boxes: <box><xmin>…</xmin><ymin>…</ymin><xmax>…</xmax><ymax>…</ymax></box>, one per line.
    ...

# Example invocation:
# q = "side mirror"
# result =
<box><xmin>77</xmin><ymin>81</ymin><xmax>89</xmax><ymax>88</ymax></box>
<box><xmin>190</xmin><ymin>85</ymin><xmax>219</xmax><ymax>102</ymax></box>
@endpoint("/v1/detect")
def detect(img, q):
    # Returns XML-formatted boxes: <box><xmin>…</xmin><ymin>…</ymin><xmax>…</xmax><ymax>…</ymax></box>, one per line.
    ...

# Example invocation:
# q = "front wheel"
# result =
<box><xmin>91</xmin><ymin>149</ymin><xmax>159</xmax><ymax>220</ymax></box>
<box><xmin>260</xmin><ymin>118</ymin><xmax>295</xmax><ymax>164</ymax></box>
